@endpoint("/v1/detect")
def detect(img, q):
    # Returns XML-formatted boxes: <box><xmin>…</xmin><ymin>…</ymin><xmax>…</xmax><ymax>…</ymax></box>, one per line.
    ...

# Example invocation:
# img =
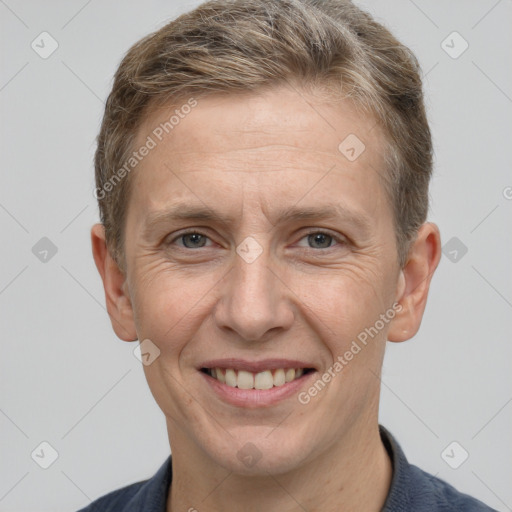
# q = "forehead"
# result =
<box><xmin>136</xmin><ymin>85</ymin><xmax>384</xmax><ymax>156</ymax></box>
<box><xmin>129</xmin><ymin>85</ymin><xmax>389</xmax><ymax>218</ymax></box>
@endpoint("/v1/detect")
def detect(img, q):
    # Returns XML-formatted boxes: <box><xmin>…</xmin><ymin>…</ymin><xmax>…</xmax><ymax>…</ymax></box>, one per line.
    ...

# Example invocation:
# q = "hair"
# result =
<box><xmin>94</xmin><ymin>0</ymin><xmax>432</xmax><ymax>271</ymax></box>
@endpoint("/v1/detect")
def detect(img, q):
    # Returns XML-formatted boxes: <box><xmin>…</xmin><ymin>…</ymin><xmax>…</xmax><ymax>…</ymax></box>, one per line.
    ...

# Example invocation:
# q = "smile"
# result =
<box><xmin>201</xmin><ymin>367</ymin><xmax>313</xmax><ymax>390</ymax></box>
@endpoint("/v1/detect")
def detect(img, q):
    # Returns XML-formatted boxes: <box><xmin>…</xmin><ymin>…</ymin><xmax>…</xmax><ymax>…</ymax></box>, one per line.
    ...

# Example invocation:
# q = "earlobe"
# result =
<box><xmin>387</xmin><ymin>223</ymin><xmax>441</xmax><ymax>343</ymax></box>
<box><xmin>91</xmin><ymin>223</ymin><xmax>138</xmax><ymax>342</ymax></box>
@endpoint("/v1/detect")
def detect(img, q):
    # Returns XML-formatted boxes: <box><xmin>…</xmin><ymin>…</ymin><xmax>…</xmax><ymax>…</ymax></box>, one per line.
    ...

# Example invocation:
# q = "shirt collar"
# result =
<box><xmin>379</xmin><ymin>424</ymin><xmax>411</xmax><ymax>511</ymax></box>
<box><xmin>132</xmin><ymin>425</ymin><xmax>409</xmax><ymax>511</ymax></box>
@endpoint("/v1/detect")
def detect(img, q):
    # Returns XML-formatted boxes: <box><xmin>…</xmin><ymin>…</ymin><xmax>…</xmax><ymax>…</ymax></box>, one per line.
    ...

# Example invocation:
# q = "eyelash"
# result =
<box><xmin>167</xmin><ymin>228</ymin><xmax>347</xmax><ymax>251</ymax></box>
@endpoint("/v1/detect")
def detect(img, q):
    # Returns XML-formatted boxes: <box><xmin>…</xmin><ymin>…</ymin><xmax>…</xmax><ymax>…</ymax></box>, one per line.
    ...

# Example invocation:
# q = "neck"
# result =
<box><xmin>166</xmin><ymin>422</ymin><xmax>392</xmax><ymax>512</ymax></box>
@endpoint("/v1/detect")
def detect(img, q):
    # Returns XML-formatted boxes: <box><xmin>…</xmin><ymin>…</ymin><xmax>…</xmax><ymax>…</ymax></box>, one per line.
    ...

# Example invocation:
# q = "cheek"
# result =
<box><xmin>291</xmin><ymin>262</ymin><xmax>390</xmax><ymax>338</ymax></box>
<box><xmin>298</xmin><ymin>269</ymin><xmax>390</xmax><ymax>395</ymax></box>
<box><xmin>130</xmin><ymin>262</ymin><xmax>220</xmax><ymax>351</ymax></box>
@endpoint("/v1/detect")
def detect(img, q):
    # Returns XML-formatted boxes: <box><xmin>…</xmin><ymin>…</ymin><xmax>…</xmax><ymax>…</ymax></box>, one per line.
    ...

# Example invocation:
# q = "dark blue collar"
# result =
<box><xmin>80</xmin><ymin>424</ymin><xmax>495</xmax><ymax>511</ymax></box>
<box><xmin>123</xmin><ymin>425</ymin><xmax>406</xmax><ymax>511</ymax></box>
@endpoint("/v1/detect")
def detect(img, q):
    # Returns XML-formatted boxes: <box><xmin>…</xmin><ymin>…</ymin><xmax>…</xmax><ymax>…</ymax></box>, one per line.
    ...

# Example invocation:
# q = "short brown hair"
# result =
<box><xmin>94</xmin><ymin>0</ymin><xmax>432</xmax><ymax>270</ymax></box>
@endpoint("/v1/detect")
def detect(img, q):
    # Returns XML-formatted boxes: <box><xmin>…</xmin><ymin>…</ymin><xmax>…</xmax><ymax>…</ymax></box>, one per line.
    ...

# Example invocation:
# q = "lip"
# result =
<box><xmin>198</xmin><ymin>358</ymin><xmax>316</xmax><ymax>373</ymax></box>
<box><xmin>199</xmin><ymin>366</ymin><xmax>318</xmax><ymax>408</ymax></box>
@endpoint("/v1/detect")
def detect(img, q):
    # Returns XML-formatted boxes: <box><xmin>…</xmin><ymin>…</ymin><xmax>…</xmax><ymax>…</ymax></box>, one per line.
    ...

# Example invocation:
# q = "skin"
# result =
<box><xmin>91</xmin><ymin>84</ymin><xmax>441</xmax><ymax>512</ymax></box>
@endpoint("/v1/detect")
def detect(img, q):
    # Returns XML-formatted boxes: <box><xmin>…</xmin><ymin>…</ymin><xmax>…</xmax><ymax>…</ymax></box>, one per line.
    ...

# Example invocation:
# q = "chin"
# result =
<box><xmin>205</xmin><ymin>428</ymin><xmax>310</xmax><ymax>477</ymax></box>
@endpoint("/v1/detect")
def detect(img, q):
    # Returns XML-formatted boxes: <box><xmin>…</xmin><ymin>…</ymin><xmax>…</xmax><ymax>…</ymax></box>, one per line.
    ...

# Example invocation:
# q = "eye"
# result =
<box><xmin>166</xmin><ymin>229</ymin><xmax>346</xmax><ymax>251</ymax></box>
<box><xmin>170</xmin><ymin>231</ymin><xmax>213</xmax><ymax>249</ymax></box>
<box><xmin>296</xmin><ymin>230</ymin><xmax>345</xmax><ymax>250</ymax></box>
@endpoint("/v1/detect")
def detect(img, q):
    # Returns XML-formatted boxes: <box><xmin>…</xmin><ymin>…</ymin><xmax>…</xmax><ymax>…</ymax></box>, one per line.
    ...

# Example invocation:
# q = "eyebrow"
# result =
<box><xmin>142</xmin><ymin>202</ymin><xmax>372</xmax><ymax>238</ymax></box>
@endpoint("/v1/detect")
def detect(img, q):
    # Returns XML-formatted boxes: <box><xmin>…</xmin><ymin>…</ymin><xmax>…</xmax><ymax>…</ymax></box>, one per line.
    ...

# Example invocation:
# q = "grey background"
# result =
<box><xmin>1</xmin><ymin>0</ymin><xmax>511</xmax><ymax>510</ymax></box>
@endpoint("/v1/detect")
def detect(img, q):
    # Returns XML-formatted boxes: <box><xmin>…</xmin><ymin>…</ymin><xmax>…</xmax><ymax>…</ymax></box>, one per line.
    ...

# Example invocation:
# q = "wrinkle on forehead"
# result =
<box><xmin>127</xmin><ymin>85</ymin><xmax>391</xmax><ymax>241</ymax></box>
<box><xmin>133</xmin><ymin>84</ymin><xmax>384</xmax><ymax>158</ymax></box>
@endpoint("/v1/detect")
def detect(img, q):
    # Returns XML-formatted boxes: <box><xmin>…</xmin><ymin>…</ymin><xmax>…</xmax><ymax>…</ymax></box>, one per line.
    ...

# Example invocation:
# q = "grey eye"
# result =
<box><xmin>181</xmin><ymin>233</ymin><xmax>208</xmax><ymax>248</ymax></box>
<box><xmin>307</xmin><ymin>233</ymin><xmax>333</xmax><ymax>249</ymax></box>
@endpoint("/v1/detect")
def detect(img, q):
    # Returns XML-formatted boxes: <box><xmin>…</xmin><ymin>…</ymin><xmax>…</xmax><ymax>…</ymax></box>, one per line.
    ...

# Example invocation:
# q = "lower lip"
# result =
<box><xmin>200</xmin><ymin>370</ymin><xmax>316</xmax><ymax>408</ymax></box>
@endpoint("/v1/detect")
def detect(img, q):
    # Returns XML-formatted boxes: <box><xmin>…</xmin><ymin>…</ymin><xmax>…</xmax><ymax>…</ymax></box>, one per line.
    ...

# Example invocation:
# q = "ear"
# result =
<box><xmin>387</xmin><ymin>222</ymin><xmax>441</xmax><ymax>343</ymax></box>
<box><xmin>91</xmin><ymin>223</ymin><xmax>138</xmax><ymax>341</ymax></box>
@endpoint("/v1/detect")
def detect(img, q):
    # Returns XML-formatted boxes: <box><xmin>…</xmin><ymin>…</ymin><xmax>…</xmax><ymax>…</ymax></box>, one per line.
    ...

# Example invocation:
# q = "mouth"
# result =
<box><xmin>200</xmin><ymin>367</ymin><xmax>315</xmax><ymax>390</ymax></box>
<box><xmin>198</xmin><ymin>359</ymin><xmax>318</xmax><ymax>407</ymax></box>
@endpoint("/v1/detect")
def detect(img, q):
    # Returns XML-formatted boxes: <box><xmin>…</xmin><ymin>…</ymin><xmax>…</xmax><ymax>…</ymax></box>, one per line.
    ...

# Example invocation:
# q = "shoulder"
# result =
<box><xmin>379</xmin><ymin>426</ymin><xmax>497</xmax><ymax>512</ymax></box>
<box><xmin>75</xmin><ymin>456</ymin><xmax>172</xmax><ymax>512</ymax></box>
<box><xmin>76</xmin><ymin>480</ymin><xmax>147</xmax><ymax>512</ymax></box>
<box><xmin>407</xmin><ymin>463</ymin><xmax>498</xmax><ymax>511</ymax></box>
<box><xmin>406</xmin><ymin>464</ymin><xmax>498</xmax><ymax>511</ymax></box>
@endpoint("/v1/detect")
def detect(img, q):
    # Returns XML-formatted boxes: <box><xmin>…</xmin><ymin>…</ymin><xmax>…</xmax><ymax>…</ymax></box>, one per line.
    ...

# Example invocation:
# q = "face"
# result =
<box><xmin>111</xmin><ymin>85</ymin><xmax>410</xmax><ymax>475</ymax></box>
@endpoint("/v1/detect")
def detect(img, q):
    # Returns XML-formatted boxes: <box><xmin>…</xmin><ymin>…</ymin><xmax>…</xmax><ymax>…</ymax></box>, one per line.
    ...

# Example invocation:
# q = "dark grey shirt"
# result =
<box><xmin>77</xmin><ymin>425</ymin><xmax>497</xmax><ymax>511</ymax></box>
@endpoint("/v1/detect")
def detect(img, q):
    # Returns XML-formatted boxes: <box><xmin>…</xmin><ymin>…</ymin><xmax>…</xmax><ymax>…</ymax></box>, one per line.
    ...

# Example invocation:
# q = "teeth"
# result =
<box><xmin>207</xmin><ymin>367</ymin><xmax>307</xmax><ymax>389</ymax></box>
<box><xmin>254</xmin><ymin>370</ymin><xmax>273</xmax><ymax>390</ymax></box>
<box><xmin>273</xmin><ymin>368</ymin><xmax>285</xmax><ymax>386</ymax></box>
<box><xmin>225</xmin><ymin>368</ymin><xmax>237</xmax><ymax>387</ymax></box>
<box><xmin>285</xmin><ymin>368</ymin><xmax>295</xmax><ymax>382</ymax></box>
<box><xmin>237</xmin><ymin>370</ymin><xmax>254</xmax><ymax>389</ymax></box>
<box><xmin>216</xmin><ymin>368</ymin><xmax>226</xmax><ymax>384</ymax></box>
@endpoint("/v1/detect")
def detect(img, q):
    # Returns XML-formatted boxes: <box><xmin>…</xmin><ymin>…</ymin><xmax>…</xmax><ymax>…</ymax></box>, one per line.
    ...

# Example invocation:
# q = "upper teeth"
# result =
<box><xmin>208</xmin><ymin>368</ymin><xmax>305</xmax><ymax>390</ymax></box>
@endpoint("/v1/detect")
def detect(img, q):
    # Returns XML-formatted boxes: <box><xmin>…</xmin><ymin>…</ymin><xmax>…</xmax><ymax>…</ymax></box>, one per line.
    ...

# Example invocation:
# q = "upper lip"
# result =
<box><xmin>199</xmin><ymin>358</ymin><xmax>316</xmax><ymax>373</ymax></box>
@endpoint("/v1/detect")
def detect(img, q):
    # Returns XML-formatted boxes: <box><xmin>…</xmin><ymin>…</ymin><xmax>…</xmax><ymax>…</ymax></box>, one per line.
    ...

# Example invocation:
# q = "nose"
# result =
<box><xmin>213</xmin><ymin>241</ymin><xmax>295</xmax><ymax>342</ymax></box>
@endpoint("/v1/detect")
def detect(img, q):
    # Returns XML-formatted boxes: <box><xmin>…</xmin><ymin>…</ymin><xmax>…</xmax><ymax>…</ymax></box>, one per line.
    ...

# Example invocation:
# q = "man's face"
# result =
<box><xmin>121</xmin><ymin>85</ymin><xmax>404</xmax><ymax>474</ymax></box>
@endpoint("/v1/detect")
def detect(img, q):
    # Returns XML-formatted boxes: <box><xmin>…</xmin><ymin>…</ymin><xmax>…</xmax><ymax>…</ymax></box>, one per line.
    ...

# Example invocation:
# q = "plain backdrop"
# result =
<box><xmin>1</xmin><ymin>0</ymin><xmax>511</xmax><ymax>511</ymax></box>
